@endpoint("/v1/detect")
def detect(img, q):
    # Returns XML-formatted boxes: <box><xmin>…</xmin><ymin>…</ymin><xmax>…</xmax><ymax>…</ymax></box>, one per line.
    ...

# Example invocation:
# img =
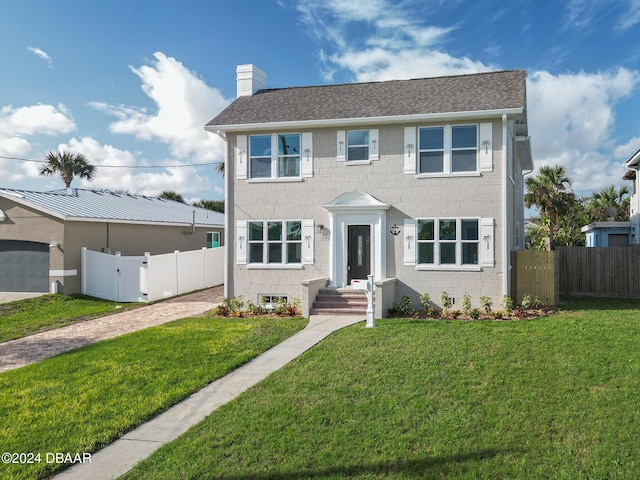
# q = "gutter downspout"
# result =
<box><xmin>502</xmin><ymin>114</ymin><xmax>510</xmax><ymax>297</ymax></box>
<box><xmin>213</xmin><ymin>129</ymin><xmax>229</xmax><ymax>298</ymax></box>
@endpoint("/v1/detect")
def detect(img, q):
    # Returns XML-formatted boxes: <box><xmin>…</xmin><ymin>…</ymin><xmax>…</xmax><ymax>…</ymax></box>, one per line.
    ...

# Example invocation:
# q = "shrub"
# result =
<box><xmin>521</xmin><ymin>294</ymin><xmax>533</xmax><ymax>310</ymax></box>
<box><xmin>469</xmin><ymin>308</ymin><xmax>481</xmax><ymax>320</ymax></box>
<box><xmin>246</xmin><ymin>300</ymin><xmax>266</xmax><ymax>316</ymax></box>
<box><xmin>440</xmin><ymin>291</ymin><xmax>452</xmax><ymax>315</ymax></box>
<box><xmin>533</xmin><ymin>296</ymin><xmax>545</xmax><ymax>310</ymax></box>
<box><xmin>480</xmin><ymin>296</ymin><xmax>493</xmax><ymax>314</ymax></box>
<box><xmin>502</xmin><ymin>295</ymin><xmax>514</xmax><ymax>316</ymax></box>
<box><xmin>388</xmin><ymin>295</ymin><xmax>416</xmax><ymax>317</ymax></box>
<box><xmin>462</xmin><ymin>292</ymin><xmax>472</xmax><ymax>316</ymax></box>
<box><xmin>419</xmin><ymin>293</ymin><xmax>432</xmax><ymax>315</ymax></box>
<box><xmin>450</xmin><ymin>310</ymin><xmax>461</xmax><ymax>319</ymax></box>
<box><xmin>492</xmin><ymin>311</ymin><xmax>503</xmax><ymax>320</ymax></box>
<box><xmin>214</xmin><ymin>296</ymin><xmax>245</xmax><ymax>317</ymax></box>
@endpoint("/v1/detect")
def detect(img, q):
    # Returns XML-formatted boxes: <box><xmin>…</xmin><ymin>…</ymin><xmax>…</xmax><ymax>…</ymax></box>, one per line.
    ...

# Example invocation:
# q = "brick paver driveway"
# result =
<box><xmin>0</xmin><ymin>286</ymin><xmax>224</xmax><ymax>373</ymax></box>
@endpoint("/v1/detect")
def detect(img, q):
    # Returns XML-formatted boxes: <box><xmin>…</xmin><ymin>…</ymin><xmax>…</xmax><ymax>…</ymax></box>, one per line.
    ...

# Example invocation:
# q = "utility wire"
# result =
<box><xmin>0</xmin><ymin>154</ymin><xmax>220</xmax><ymax>168</ymax></box>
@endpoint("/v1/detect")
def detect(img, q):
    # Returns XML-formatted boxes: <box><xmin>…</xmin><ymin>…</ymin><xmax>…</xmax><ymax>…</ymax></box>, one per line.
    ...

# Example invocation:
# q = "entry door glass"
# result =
<box><xmin>348</xmin><ymin>225</ymin><xmax>371</xmax><ymax>282</ymax></box>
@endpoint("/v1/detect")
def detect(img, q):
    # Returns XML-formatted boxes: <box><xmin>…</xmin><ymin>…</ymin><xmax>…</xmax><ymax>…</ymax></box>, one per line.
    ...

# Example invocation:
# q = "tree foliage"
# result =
<box><xmin>159</xmin><ymin>190</ymin><xmax>186</xmax><ymax>203</ymax></box>
<box><xmin>192</xmin><ymin>199</ymin><xmax>224</xmax><ymax>213</ymax></box>
<box><xmin>39</xmin><ymin>151</ymin><xmax>96</xmax><ymax>188</ymax></box>
<box><xmin>525</xmin><ymin>165</ymin><xmax>631</xmax><ymax>250</ymax></box>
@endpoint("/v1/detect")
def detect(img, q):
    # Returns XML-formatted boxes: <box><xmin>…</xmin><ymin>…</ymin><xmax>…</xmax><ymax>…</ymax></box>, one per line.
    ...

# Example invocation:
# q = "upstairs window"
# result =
<box><xmin>418</xmin><ymin>124</ymin><xmax>478</xmax><ymax>174</ymax></box>
<box><xmin>347</xmin><ymin>130</ymin><xmax>369</xmax><ymax>162</ymax></box>
<box><xmin>249</xmin><ymin>134</ymin><xmax>300</xmax><ymax>179</ymax></box>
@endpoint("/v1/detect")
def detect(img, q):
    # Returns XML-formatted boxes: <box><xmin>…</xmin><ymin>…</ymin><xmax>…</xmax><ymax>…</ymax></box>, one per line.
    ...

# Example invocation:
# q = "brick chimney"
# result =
<box><xmin>236</xmin><ymin>64</ymin><xmax>267</xmax><ymax>98</ymax></box>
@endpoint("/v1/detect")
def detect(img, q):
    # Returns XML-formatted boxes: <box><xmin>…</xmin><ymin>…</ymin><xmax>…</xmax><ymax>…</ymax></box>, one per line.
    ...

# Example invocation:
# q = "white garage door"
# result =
<box><xmin>0</xmin><ymin>240</ymin><xmax>50</xmax><ymax>293</ymax></box>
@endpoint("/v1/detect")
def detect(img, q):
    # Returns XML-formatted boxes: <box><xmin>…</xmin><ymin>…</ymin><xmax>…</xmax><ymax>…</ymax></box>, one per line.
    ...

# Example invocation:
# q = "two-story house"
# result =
<box><xmin>206</xmin><ymin>65</ymin><xmax>532</xmax><ymax>316</ymax></box>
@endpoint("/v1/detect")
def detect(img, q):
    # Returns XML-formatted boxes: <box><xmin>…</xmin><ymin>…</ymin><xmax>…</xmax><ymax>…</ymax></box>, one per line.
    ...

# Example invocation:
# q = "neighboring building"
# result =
<box><xmin>581</xmin><ymin>222</ymin><xmax>631</xmax><ymax>247</ymax></box>
<box><xmin>624</xmin><ymin>149</ymin><xmax>640</xmax><ymax>244</ymax></box>
<box><xmin>205</xmin><ymin>65</ymin><xmax>532</xmax><ymax>316</ymax></box>
<box><xmin>0</xmin><ymin>188</ymin><xmax>224</xmax><ymax>294</ymax></box>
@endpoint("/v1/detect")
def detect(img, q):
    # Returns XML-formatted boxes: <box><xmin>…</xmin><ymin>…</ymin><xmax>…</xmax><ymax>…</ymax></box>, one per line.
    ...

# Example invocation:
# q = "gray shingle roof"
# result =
<box><xmin>0</xmin><ymin>188</ymin><xmax>224</xmax><ymax>227</ymax></box>
<box><xmin>207</xmin><ymin>70</ymin><xmax>527</xmax><ymax>128</ymax></box>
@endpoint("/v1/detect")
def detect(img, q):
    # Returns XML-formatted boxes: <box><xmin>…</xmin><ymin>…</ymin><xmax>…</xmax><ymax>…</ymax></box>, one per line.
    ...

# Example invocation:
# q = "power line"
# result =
<box><xmin>0</xmin><ymin>154</ymin><xmax>220</xmax><ymax>169</ymax></box>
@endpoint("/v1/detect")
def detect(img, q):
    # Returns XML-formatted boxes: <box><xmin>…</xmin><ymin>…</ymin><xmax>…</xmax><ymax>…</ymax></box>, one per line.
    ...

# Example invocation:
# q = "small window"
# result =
<box><xmin>259</xmin><ymin>295</ymin><xmax>288</xmax><ymax>310</ymax></box>
<box><xmin>418</xmin><ymin>124</ymin><xmax>478</xmax><ymax>174</ymax></box>
<box><xmin>417</xmin><ymin>220</ymin><xmax>435</xmax><ymax>264</ymax></box>
<box><xmin>347</xmin><ymin>130</ymin><xmax>369</xmax><ymax>161</ymax></box>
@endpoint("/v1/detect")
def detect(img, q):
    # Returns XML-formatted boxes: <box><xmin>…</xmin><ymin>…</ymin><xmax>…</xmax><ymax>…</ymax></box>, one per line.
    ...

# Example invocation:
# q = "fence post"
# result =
<box><xmin>115</xmin><ymin>252</ymin><xmax>122</xmax><ymax>302</ymax></box>
<box><xmin>81</xmin><ymin>247</ymin><xmax>87</xmax><ymax>295</ymax></box>
<box><xmin>366</xmin><ymin>274</ymin><xmax>375</xmax><ymax>328</ymax></box>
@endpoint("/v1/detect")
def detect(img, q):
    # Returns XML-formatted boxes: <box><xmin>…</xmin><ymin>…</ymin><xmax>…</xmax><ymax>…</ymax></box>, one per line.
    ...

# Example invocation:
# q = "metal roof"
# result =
<box><xmin>206</xmin><ymin>70</ymin><xmax>528</xmax><ymax>130</ymax></box>
<box><xmin>0</xmin><ymin>188</ymin><xmax>224</xmax><ymax>227</ymax></box>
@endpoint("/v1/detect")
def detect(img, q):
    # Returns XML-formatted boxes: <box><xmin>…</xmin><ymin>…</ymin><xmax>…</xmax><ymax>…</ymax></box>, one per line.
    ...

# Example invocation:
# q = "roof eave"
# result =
<box><xmin>65</xmin><ymin>217</ymin><xmax>224</xmax><ymax>228</ymax></box>
<box><xmin>0</xmin><ymin>192</ymin><xmax>68</xmax><ymax>221</ymax></box>
<box><xmin>206</xmin><ymin>107</ymin><xmax>525</xmax><ymax>133</ymax></box>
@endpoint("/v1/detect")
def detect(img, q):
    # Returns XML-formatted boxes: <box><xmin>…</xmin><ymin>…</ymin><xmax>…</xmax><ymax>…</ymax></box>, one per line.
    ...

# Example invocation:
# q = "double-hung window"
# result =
<box><xmin>249</xmin><ymin>134</ymin><xmax>300</xmax><ymax>179</ymax></box>
<box><xmin>248</xmin><ymin>220</ymin><xmax>302</xmax><ymax>264</ymax></box>
<box><xmin>417</xmin><ymin>218</ymin><xmax>479</xmax><ymax>266</ymax></box>
<box><xmin>347</xmin><ymin>130</ymin><xmax>369</xmax><ymax>162</ymax></box>
<box><xmin>418</xmin><ymin>124</ymin><xmax>478</xmax><ymax>174</ymax></box>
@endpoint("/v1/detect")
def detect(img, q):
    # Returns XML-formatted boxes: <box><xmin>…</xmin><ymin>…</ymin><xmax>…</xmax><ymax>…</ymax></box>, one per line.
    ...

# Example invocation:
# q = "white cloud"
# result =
<box><xmin>618</xmin><ymin>0</ymin><xmax>640</xmax><ymax>29</ymax></box>
<box><xmin>613</xmin><ymin>136</ymin><xmax>640</xmax><ymax>160</ymax></box>
<box><xmin>52</xmin><ymin>136</ymin><xmax>215</xmax><ymax>196</ymax></box>
<box><xmin>527</xmin><ymin>68</ymin><xmax>640</xmax><ymax>192</ymax></box>
<box><xmin>91</xmin><ymin>52</ymin><xmax>229</xmax><ymax>164</ymax></box>
<box><xmin>0</xmin><ymin>104</ymin><xmax>75</xmax><ymax>137</ymax></box>
<box><xmin>27</xmin><ymin>46</ymin><xmax>53</xmax><ymax>68</ymax></box>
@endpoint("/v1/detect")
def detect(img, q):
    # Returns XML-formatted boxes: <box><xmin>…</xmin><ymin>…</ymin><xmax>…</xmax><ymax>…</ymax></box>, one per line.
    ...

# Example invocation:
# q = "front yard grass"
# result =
<box><xmin>0</xmin><ymin>294</ymin><xmax>141</xmax><ymax>343</ymax></box>
<box><xmin>0</xmin><ymin>315</ymin><xmax>307</xmax><ymax>480</ymax></box>
<box><xmin>122</xmin><ymin>297</ymin><xmax>640</xmax><ymax>479</ymax></box>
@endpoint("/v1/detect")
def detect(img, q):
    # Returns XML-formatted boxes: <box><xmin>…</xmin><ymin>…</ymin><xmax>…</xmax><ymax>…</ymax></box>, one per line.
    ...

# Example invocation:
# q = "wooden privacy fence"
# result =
<box><xmin>556</xmin><ymin>246</ymin><xmax>640</xmax><ymax>297</ymax></box>
<box><xmin>511</xmin><ymin>250</ymin><xmax>559</xmax><ymax>306</ymax></box>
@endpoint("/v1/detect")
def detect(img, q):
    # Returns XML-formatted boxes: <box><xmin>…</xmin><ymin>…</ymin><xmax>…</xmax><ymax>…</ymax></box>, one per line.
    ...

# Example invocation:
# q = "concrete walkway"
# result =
<box><xmin>54</xmin><ymin>314</ymin><xmax>363</xmax><ymax>480</ymax></box>
<box><xmin>0</xmin><ymin>286</ymin><xmax>224</xmax><ymax>372</ymax></box>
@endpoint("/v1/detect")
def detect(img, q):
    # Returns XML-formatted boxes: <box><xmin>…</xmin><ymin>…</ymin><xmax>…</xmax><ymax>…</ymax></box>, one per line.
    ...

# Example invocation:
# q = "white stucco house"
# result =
<box><xmin>623</xmin><ymin>148</ymin><xmax>640</xmax><ymax>244</ymax></box>
<box><xmin>205</xmin><ymin>65</ymin><xmax>532</xmax><ymax>316</ymax></box>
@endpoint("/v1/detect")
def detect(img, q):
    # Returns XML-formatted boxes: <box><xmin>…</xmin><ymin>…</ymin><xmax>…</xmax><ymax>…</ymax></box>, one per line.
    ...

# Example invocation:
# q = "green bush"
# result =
<box><xmin>521</xmin><ymin>294</ymin><xmax>533</xmax><ymax>310</ymax></box>
<box><xmin>419</xmin><ymin>293</ymin><xmax>432</xmax><ymax>315</ymax></box>
<box><xmin>502</xmin><ymin>295</ymin><xmax>514</xmax><ymax>316</ymax></box>
<box><xmin>462</xmin><ymin>292</ymin><xmax>472</xmax><ymax>315</ymax></box>
<box><xmin>480</xmin><ymin>296</ymin><xmax>493</xmax><ymax>314</ymax></box>
<box><xmin>469</xmin><ymin>308</ymin><xmax>481</xmax><ymax>320</ymax></box>
<box><xmin>389</xmin><ymin>295</ymin><xmax>416</xmax><ymax>317</ymax></box>
<box><xmin>440</xmin><ymin>291</ymin><xmax>452</xmax><ymax>315</ymax></box>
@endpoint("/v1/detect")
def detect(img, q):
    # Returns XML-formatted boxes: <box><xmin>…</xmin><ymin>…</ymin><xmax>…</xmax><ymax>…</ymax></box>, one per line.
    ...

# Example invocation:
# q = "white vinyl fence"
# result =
<box><xmin>81</xmin><ymin>246</ymin><xmax>224</xmax><ymax>302</ymax></box>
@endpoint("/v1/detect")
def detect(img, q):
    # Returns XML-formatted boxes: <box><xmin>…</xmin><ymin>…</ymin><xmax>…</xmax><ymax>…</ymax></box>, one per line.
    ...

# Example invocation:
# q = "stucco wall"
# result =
<box><xmin>228</xmin><ymin>119</ymin><xmax>519</xmax><ymax>311</ymax></box>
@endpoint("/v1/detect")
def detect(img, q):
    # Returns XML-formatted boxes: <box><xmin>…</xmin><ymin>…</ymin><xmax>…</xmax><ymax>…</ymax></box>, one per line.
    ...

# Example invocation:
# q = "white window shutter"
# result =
<box><xmin>404</xmin><ymin>127</ymin><xmax>416</xmax><ymax>174</ymax></box>
<box><xmin>479</xmin><ymin>122</ymin><xmax>493</xmax><ymax>172</ymax></box>
<box><xmin>301</xmin><ymin>132</ymin><xmax>313</xmax><ymax>177</ymax></box>
<box><xmin>301</xmin><ymin>219</ymin><xmax>314</xmax><ymax>264</ymax></box>
<box><xmin>236</xmin><ymin>220</ymin><xmax>247</xmax><ymax>265</ymax></box>
<box><xmin>236</xmin><ymin>135</ymin><xmax>247</xmax><ymax>179</ymax></box>
<box><xmin>369</xmin><ymin>129</ymin><xmax>379</xmax><ymax>161</ymax></box>
<box><xmin>480</xmin><ymin>218</ymin><xmax>495</xmax><ymax>267</ymax></box>
<box><xmin>337</xmin><ymin>130</ymin><xmax>346</xmax><ymax>161</ymax></box>
<box><xmin>404</xmin><ymin>218</ymin><xmax>417</xmax><ymax>266</ymax></box>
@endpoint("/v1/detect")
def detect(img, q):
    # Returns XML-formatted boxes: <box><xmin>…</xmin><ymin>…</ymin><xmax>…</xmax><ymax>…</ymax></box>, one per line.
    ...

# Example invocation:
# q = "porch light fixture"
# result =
<box><xmin>389</xmin><ymin>224</ymin><xmax>401</xmax><ymax>236</ymax></box>
<box><xmin>317</xmin><ymin>224</ymin><xmax>325</xmax><ymax>233</ymax></box>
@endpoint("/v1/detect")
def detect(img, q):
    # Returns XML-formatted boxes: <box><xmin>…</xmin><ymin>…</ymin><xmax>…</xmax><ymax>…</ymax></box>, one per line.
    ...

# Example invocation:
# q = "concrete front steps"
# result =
<box><xmin>309</xmin><ymin>287</ymin><xmax>369</xmax><ymax>315</ymax></box>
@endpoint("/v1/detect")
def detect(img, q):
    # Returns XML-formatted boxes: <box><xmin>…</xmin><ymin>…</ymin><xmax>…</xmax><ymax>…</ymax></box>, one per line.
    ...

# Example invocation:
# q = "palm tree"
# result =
<box><xmin>215</xmin><ymin>161</ymin><xmax>224</xmax><ymax>177</ymax></box>
<box><xmin>159</xmin><ymin>190</ymin><xmax>186</xmax><ymax>203</ymax></box>
<box><xmin>586</xmin><ymin>185</ymin><xmax>630</xmax><ymax>222</ymax></box>
<box><xmin>524</xmin><ymin>165</ymin><xmax>574</xmax><ymax>250</ymax></box>
<box><xmin>39</xmin><ymin>151</ymin><xmax>96</xmax><ymax>188</ymax></box>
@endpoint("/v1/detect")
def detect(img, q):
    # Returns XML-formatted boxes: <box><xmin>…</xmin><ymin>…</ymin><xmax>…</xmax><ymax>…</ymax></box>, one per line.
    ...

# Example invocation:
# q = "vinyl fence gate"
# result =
<box><xmin>81</xmin><ymin>246</ymin><xmax>224</xmax><ymax>302</ymax></box>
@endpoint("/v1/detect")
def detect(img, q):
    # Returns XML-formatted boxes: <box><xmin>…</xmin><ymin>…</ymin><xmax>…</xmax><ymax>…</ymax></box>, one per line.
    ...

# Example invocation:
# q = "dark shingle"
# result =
<box><xmin>207</xmin><ymin>70</ymin><xmax>527</xmax><ymax>128</ymax></box>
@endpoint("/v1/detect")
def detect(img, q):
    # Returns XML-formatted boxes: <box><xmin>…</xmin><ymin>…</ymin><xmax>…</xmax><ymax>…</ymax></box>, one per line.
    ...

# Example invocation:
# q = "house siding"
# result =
<box><xmin>229</xmin><ymin>119</ymin><xmax>513</xmax><ymax>310</ymax></box>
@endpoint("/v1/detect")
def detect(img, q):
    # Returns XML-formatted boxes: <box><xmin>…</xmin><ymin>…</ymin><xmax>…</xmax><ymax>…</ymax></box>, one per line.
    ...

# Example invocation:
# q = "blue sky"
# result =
<box><xmin>2</xmin><ymin>0</ymin><xmax>640</xmax><ymax>202</ymax></box>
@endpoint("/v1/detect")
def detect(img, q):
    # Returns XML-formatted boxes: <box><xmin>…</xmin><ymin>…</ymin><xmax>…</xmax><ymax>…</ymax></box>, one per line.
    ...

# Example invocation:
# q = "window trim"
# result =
<box><xmin>249</xmin><ymin>133</ymin><xmax>302</xmax><ymax>180</ymax></box>
<box><xmin>416</xmin><ymin>217</ymin><xmax>480</xmax><ymax>269</ymax></box>
<box><xmin>417</xmin><ymin>124</ymin><xmax>479</xmax><ymax>176</ymax></box>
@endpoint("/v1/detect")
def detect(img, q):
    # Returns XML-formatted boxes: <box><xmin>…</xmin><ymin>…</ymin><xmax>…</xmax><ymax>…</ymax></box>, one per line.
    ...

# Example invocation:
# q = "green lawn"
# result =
<box><xmin>0</xmin><ymin>316</ymin><xmax>307</xmax><ymax>480</ymax></box>
<box><xmin>0</xmin><ymin>294</ymin><xmax>141</xmax><ymax>342</ymax></box>
<box><xmin>121</xmin><ymin>297</ymin><xmax>640</xmax><ymax>480</ymax></box>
